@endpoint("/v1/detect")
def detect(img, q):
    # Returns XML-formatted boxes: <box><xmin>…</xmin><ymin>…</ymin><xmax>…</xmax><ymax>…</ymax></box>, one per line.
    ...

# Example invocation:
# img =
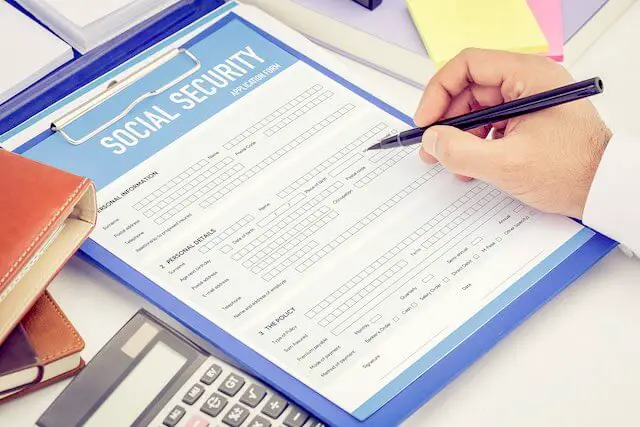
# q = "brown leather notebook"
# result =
<box><xmin>0</xmin><ymin>324</ymin><xmax>40</xmax><ymax>394</ymax></box>
<box><xmin>0</xmin><ymin>149</ymin><xmax>96</xmax><ymax>345</ymax></box>
<box><xmin>0</xmin><ymin>292</ymin><xmax>85</xmax><ymax>403</ymax></box>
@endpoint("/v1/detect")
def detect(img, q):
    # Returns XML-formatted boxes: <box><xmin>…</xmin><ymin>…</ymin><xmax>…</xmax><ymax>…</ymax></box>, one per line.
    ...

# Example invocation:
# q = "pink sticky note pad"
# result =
<box><xmin>527</xmin><ymin>0</ymin><xmax>564</xmax><ymax>61</ymax></box>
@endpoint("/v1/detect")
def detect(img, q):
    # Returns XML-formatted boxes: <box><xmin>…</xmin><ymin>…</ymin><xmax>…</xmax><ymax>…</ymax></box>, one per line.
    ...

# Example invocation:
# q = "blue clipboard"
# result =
<box><xmin>0</xmin><ymin>3</ymin><xmax>618</xmax><ymax>426</ymax></box>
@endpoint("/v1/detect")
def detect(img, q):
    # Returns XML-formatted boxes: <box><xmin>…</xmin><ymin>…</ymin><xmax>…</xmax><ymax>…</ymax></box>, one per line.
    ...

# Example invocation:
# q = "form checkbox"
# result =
<box><xmin>422</xmin><ymin>274</ymin><xmax>435</xmax><ymax>283</ymax></box>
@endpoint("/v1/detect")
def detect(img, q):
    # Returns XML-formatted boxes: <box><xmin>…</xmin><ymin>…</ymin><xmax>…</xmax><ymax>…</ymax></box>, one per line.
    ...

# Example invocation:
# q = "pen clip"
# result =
<box><xmin>51</xmin><ymin>47</ymin><xmax>201</xmax><ymax>146</ymax></box>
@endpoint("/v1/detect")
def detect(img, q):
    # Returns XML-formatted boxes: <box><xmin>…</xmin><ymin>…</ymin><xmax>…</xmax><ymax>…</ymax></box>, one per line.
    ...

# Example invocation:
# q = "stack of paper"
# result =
<box><xmin>406</xmin><ymin>0</ymin><xmax>556</xmax><ymax>67</ymax></box>
<box><xmin>15</xmin><ymin>0</ymin><xmax>180</xmax><ymax>53</ymax></box>
<box><xmin>0</xmin><ymin>1</ymin><xmax>72</xmax><ymax>105</ymax></box>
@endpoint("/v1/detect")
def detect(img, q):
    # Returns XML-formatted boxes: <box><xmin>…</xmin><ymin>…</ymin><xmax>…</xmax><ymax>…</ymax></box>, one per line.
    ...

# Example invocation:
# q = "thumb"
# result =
<box><xmin>422</xmin><ymin>125</ymin><xmax>503</xmax><ymax>182</ymax></box>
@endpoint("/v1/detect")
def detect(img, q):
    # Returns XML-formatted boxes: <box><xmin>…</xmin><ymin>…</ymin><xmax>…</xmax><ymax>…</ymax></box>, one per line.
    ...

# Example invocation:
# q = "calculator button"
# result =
<box><xmin>283</xmin><ymin>406</ymin><xmax>309</xmax><ymax>427</ymax></box>
<box><xmin>184</xmin><ymin>414</ymin><xmax>210</xmax><ymax>427</ymax></box>
<box><xmin>247</xmin><ymin>414</ymin><xmax>272</xmax><ymax>427</ymax></box>
<box><xmin>239</xmin><ymin>383</ymin><xmax>267</xmax><ymax>408</ymax></box>
<box><xmin>222</xmin><ymin>404</ymin><xmax>250</xmax><ymax>427</ymax></box>
<box><xmin>200</xmin><ymin>392</ymin><xmax>229</xmax><ymax>417</ymax></box>
<box><xmin>218</xmin><ymin>373</ymin><xmax>245</xmax><ymax>396</ymax></box>
<box><xmin>261</xmin><ymin>394</ymin><xmax>288</xmax><ymax>419</ymax></box>
<box><xmin>302</xmin><ymin>421</ymin><xmax>325</xmax><ymax>427</ymax></box>
<box><xmin>200</xmin><ymin>363</ymin><xmax>223</xmax><ymax>385</ymax></box>
<box><xmin>163</xmin><ymin>405</ymin><xmax>186</xmax><ymax>427</ymax></box>
<box><xmin>183</xmin><ymin>383</ymin><xmax>206</xmax><ymax>405</ymax></box>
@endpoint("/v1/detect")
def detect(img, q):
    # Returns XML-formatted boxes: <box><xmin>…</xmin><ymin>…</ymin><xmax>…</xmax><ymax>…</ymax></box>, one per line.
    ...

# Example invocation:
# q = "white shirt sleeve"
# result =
<box><xmin>583</xmin><ymin>134</ymin><xmax>640</xmax><ymax>256</ymax></box>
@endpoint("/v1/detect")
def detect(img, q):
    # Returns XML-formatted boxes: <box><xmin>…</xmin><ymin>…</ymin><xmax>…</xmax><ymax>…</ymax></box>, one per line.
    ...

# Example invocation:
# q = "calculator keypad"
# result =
<box><xmin>218</xmin><ymin>373</ymin><xmax>246</xmax><ymax>396</ymax></box>
<box><xmin>184</xmin><ymin>414</ymin><xmax>210</xmax><ymax>427</ymax></box>
<box><xmin>151</xmin><ymin>356</ymin><xmax>325</xmax><ymax>427</ymax></box>
<box><xmin>200</xmin><ymin>392</ymin><xmax>228</xmax><ymax>417</ymax></box>
<box><xmin>261</xmin><ymin>394</ymin><xmax>288</xmax><ymax>419</ymax></box>
<box><xmin>183</xmin><ymin>384</ymin><xmax>206</xmax><ymax>405</ymax></box>
<box><xmin>239</xmin><ymin>384</ymin><xmax>267</xmax><ymax>408</ymax></box>
<box><xmin>247</xmin><ymin>415</ymin><xmax>272</xmax><ymax>427</ymax></box>
<box><xmin>222</xmin><ymin>403</ymin><xmax>251</xmax><ymax>426</ymax></box>
<box><xmin>163</xmin><ymin>405</ymin><xmax>186</xmax><ymax>426</ymax></box>
<box><xmin>200</xmin><ymin>363</ymin><xmax>222</xmax><ymax>385</ymax></box>
<box><xmin>283</xmin><ymin>405</ymin><xmax>309</xmax><ymax>427</ymax></box>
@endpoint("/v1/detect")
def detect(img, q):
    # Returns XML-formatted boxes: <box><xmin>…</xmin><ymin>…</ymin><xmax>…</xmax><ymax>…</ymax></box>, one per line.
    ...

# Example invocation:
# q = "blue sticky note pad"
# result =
<box><xmin>2</xmin><ymin>4</ymin><xmax>617</xmax><ymax>427</ymax></box>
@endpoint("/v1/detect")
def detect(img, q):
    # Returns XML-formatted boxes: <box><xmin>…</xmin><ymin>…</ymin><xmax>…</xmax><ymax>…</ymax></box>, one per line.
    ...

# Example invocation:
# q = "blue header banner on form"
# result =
<box><xmin>24</xmin><ymin>17</ymin><xmax>297</xmax><ymax>189</ymax></box>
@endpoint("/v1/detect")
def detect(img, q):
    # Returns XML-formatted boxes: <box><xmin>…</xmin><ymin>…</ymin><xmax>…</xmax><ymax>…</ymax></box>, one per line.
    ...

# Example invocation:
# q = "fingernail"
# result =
<box><xmin>422</xmin><ymin>129</ymin><xmax>437</xmax><ymax>157</ymax></box>
<box><xmin>412</xmin><ymin>106</ymin><xmax>423</xmax><ymax>125</ymax></box>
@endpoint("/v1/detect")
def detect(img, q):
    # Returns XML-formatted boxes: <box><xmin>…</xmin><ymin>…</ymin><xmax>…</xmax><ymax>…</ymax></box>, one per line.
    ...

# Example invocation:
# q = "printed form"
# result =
<box><xmin>15</xmin><ymin>6</ymin><xmax>591</xmax><ymax>418</ymax></box>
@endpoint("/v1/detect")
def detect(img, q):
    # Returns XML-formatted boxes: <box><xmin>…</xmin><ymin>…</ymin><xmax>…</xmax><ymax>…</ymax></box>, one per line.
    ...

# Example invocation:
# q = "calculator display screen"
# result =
<box><xmin>84</xmin><ymin>342</ymin><xmax>186</xmax><ymax>427</ymax></box>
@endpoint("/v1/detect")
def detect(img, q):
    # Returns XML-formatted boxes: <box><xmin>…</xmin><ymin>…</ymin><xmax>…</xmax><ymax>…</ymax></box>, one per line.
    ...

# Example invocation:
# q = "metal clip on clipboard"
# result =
<box><xmin>51</xmin><ymin>48</ymin><xmax>201</xmax><ymax>146</ymax></box>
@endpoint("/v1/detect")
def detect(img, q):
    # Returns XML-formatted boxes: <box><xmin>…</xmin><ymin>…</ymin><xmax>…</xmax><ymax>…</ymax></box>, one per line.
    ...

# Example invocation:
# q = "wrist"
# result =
<box><xmin>576</xmin><ymin>122</ymin><xmax>611</xmax><ymax>218</ymax></box>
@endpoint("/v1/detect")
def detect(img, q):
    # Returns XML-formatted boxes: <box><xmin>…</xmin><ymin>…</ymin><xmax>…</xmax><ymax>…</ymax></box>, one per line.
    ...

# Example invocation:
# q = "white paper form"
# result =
<box><xmin>12</xmin><ymin>4</ymin><xmax>589</xmax><ymax>417</ymax></box>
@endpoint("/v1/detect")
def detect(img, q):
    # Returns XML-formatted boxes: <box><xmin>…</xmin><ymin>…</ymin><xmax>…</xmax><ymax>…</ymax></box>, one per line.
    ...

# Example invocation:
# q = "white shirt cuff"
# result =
<box><xmin>583</xmin><ymin>134</ymin><xmax>640</xmax><ymax>256</ymax></box>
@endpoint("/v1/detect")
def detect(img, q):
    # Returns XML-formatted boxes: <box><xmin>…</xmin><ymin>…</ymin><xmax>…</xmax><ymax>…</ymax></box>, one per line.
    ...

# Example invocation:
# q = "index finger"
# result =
<box><xmin>414</xmin><ymin>49</ymin><xmax>531</xmax><ymax>126</ymax></box>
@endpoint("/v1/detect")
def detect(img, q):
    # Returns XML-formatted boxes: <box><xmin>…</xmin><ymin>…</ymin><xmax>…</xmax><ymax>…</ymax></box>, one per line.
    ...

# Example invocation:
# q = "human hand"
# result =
<box><xmin>414</xmin><ymin>48</ymin><xmax>611</xmax><ymax>219</ymax></box>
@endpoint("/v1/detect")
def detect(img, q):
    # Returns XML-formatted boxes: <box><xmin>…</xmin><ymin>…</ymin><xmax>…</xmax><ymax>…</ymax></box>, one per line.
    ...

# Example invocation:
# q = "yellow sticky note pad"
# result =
<box><xmin>407</xmin><ymin>0</ymin><xmax>549</xmax><ymax>67</ymax></box>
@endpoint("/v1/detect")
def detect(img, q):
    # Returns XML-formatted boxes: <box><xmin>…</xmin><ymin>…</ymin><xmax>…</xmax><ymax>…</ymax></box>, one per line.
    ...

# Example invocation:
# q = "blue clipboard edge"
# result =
<box><xmin>2</xmin><ymin>4</ymin><xmax>618</xmax><ymax>427</ymax></box>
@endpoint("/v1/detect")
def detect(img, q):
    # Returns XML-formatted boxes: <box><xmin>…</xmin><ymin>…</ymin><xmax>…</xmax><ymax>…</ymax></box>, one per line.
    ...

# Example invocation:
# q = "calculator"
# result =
<box><xmin>37</xmin><ymin>310</ymin><xmax>325</xmax><ymax>427</ymax></box>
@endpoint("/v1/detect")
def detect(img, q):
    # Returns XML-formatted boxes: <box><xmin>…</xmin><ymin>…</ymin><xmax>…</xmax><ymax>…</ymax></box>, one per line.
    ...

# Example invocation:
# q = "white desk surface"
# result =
<box><xmin>3</xmin><ymin>4</ymin><xmax>640</xmax><ymax>426</ymax></box>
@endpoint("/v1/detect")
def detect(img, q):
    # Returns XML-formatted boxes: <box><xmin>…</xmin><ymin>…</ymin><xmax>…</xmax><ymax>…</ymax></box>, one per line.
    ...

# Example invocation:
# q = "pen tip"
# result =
<box><xmin>366</xmin><ymin>143</ymin><xmax>382</xmax><ymax>151</ymax></box>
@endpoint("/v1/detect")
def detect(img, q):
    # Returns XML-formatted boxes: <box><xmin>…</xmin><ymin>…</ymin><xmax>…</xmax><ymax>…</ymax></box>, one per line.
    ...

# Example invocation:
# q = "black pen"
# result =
<box><xmin>367</xmin><ymin>77</ymin><xmax>604</xmax><ymax>150</ymax></box>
